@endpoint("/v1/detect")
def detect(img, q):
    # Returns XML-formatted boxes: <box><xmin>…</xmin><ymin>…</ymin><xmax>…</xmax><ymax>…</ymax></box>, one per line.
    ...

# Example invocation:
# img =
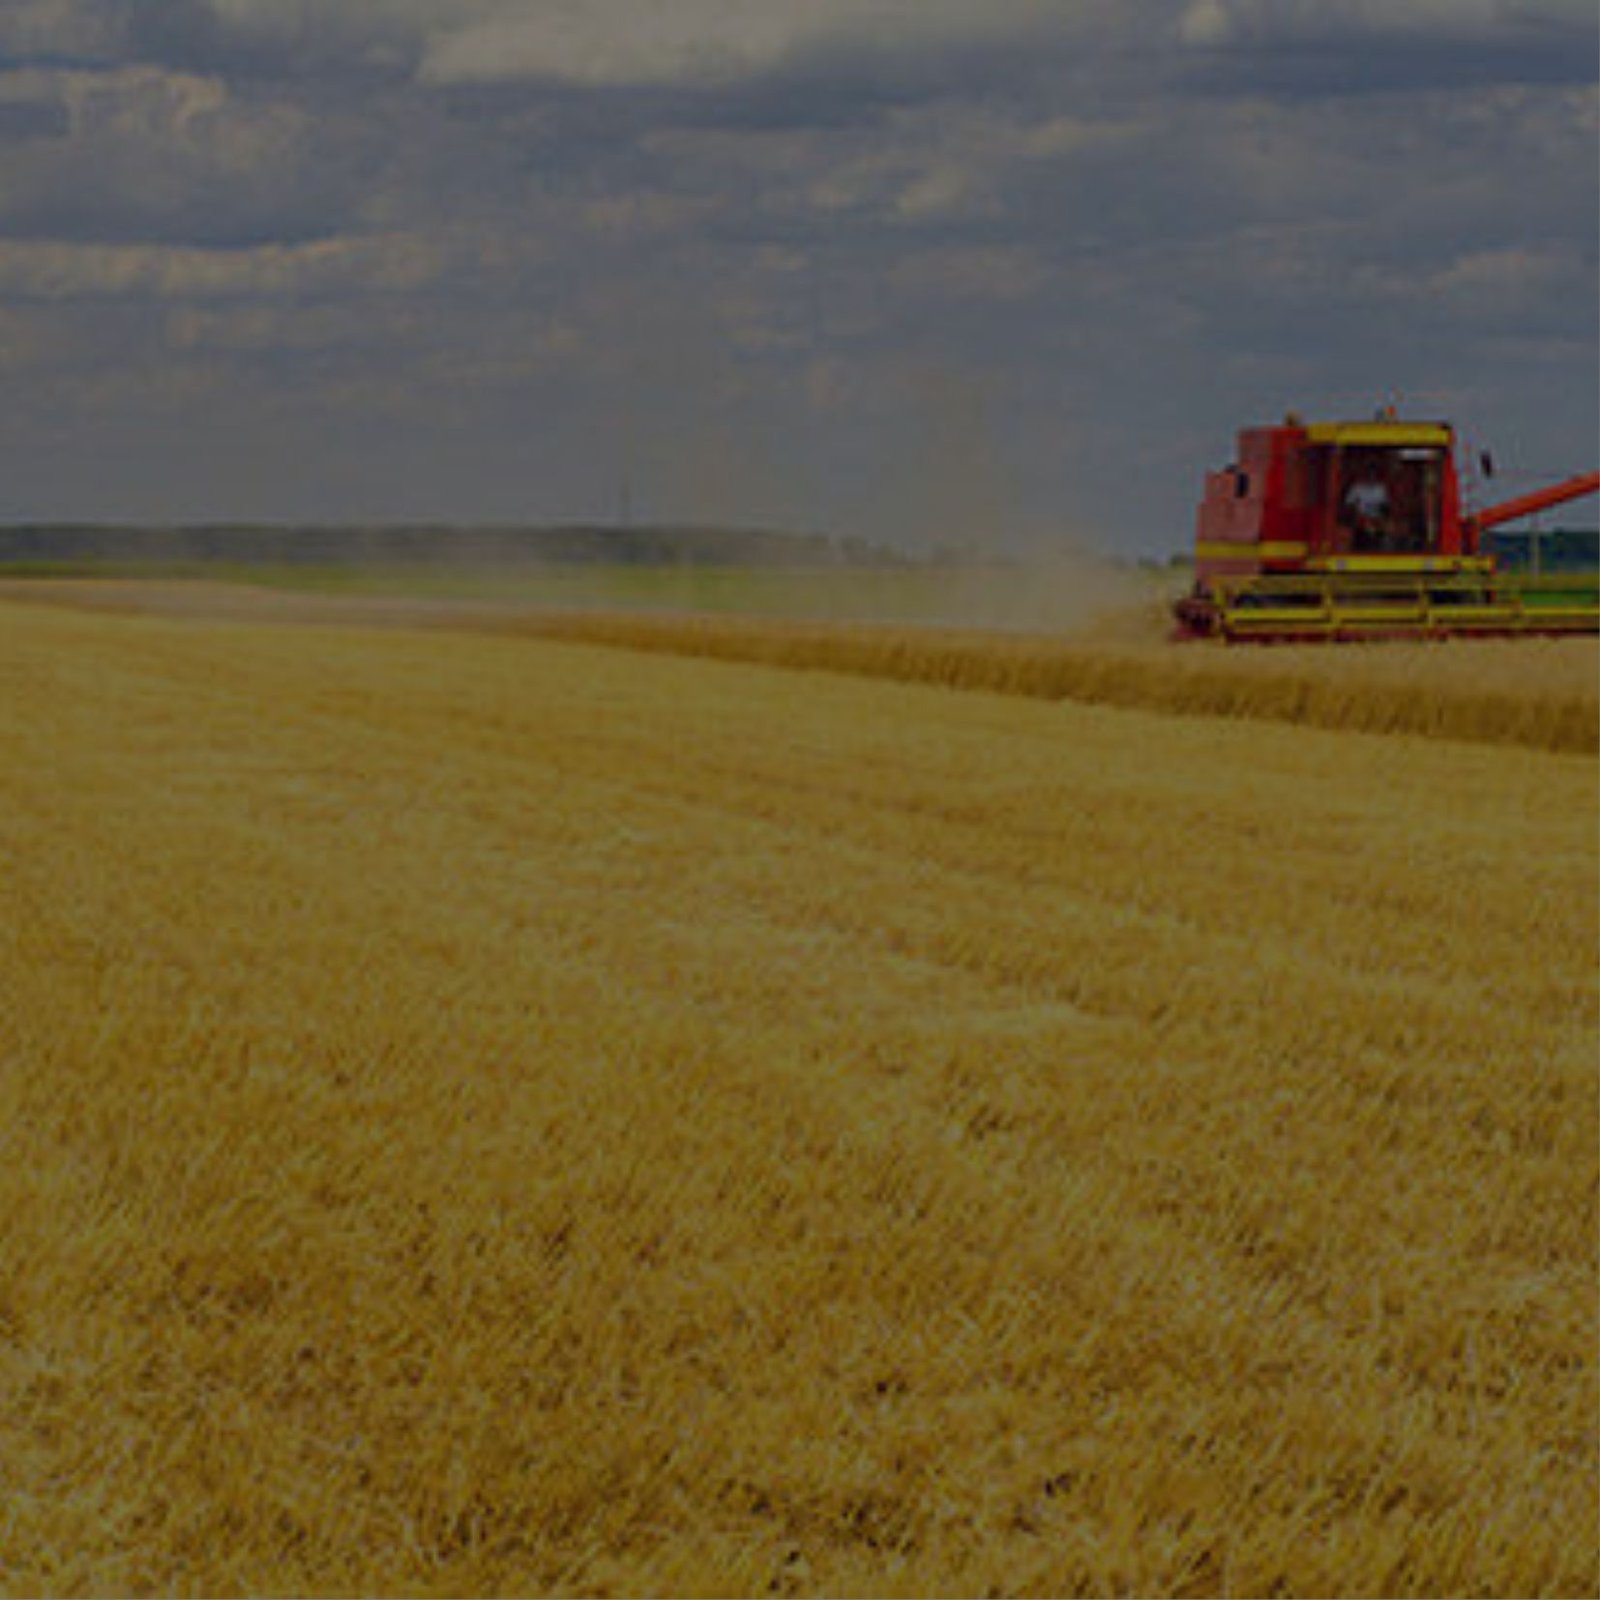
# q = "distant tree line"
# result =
<box><xmin>0</xmin><ymin>523</ymin><xmax>910</xmax><ymax>568</ymax></box>
<box><xmin>1481</xmin><ymin>527</ymin><xmax>1599</xmax><ymax>573</ymax></box>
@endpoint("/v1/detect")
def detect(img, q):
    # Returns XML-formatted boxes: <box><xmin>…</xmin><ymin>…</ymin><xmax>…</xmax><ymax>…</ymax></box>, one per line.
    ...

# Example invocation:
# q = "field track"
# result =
<box><xmin>1</xmin><ymin>594</ymin><xmax>1595</xmax><ymax>1595</ymax></box>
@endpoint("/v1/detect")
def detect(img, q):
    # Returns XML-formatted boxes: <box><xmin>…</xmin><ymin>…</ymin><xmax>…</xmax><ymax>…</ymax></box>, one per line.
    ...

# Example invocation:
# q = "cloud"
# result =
<box><xmin>886</xmin><ymin>245</ymin><xmax>1049</xmax><ymax>303</ymax></box>
<box><xmin>1173</xmin><ymin>0</ymin><xmax>1599</xmax><ymax>93</ymax></box>
<box><xmin>0</xmin><ymin>63</ymin><xmax>386</xmax><ymax>247</ymax></box>
<box><xmin>1426</xmin><ymin>244</ymin><xmax>1591</xmax><ymax>316</ymax></box>
<box><xmin>638</xmin><ymin>101</ymin><xmax>1139</xmax><ymax>248</ymax></box>
<box><xmin>1179</xmin><ymin>0</ymin><xmax>1589</xmax><ymax>44</ymax></box>
<box><xmin>0</xmin><ymin>233</ymin><xmax>451</xmax><ymax>299</ymax></box>
<box><xmin>0</xmin><ymin>0</ymin><xmax>460</xmax><ymax>79</ymax></box>
<box><xmin>133</xmin><ymin>0</ymin><xmax>443</xmax><ymax>78</ymax></box>
<box><xmin>0</xmin><ymin>0</ymin><xmax>1591</xmax><ymax>541</ymax></box>
<box><xmin>0</xmin><ymin>1</ymin><xmax>127</xmax><ymax>66</ymax></box>
<box><xmin>416</xmin><ymin>0</ymin><xmax>1071</xmax><ymax>88</ymax></box>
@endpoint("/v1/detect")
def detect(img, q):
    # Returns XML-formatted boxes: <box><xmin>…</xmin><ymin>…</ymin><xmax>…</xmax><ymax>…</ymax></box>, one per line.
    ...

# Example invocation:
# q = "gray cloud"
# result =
<box><xmin>0</xmin><ymin>66</ymin><xmax>370</xmax><ymax>247</ymax></box>
<box><xmin>0</xmin><ymin>1</ymin><xmax>128</xmax><ymax>67</ymax></box>
<box><xmin>1173</xmin><ymin>0</ymin><xmax>1598</xmax><ymax>94</ymax></box>
<box><xmin>0</xmin><ymin>0</ymin><xmax>1592</xmax><ymax>545</ymax></box>
<box><xmin>414</xmin><ymin>2</ymin><xmax>1075</xmax><ymax>89</ymax></box>
<box><xmin>0</xmin><ymin>233</ymin><xmax>456</xmax><ymax>299</ymax></box>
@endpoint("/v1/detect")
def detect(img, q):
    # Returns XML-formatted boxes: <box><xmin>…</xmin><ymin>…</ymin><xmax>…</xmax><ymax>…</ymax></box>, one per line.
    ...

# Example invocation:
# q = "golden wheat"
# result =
<box><xmin>500</xmin><ymin>609</ymin><xmax>1599</xmax><ymax>755</ymax></box>
<box><xmin>0</xmin><ymin>598</ymin><xmax>1595</xmax><ymax>1596</ymax></box>
<box><xmin>6</xmin><ymin>578</ymin><xmax>1593</xmax><ymax>753</ymax></box>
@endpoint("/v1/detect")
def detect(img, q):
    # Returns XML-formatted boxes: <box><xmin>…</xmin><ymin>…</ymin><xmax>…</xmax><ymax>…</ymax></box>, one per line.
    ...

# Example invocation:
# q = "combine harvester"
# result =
<box><xmin>1173</xmin><ymin>411</ymin><xmax>1600</xmax><ymax>641</ymax></box>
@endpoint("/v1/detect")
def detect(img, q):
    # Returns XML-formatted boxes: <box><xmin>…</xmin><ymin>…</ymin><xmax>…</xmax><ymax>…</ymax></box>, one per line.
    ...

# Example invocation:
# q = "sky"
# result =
<box><xmin>0</xmin><ymin>0</ymin><xmax>1595</xmax><ymax>557</ymax></box>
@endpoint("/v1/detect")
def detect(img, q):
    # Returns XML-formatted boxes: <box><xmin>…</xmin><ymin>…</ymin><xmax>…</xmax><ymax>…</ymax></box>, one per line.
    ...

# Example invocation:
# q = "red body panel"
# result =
<box><xmin>1195</xmin><ymin>427</ymin><xmax>1298</xmax><ymax>578</ymax></box>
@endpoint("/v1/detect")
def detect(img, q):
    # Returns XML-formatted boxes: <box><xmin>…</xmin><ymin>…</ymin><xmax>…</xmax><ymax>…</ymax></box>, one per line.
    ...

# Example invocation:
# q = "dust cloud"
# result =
<box><xmin>588</xmin><ymin>294</ymin><xmax>1170</xmax><ymax>643</ymax></box>
<box><xmin>772</xmin><ymin>362</ymin><xmax>1174</xmax><ymax>642</ymax></box>
<box><xmin>891</xmin><ymin>554</ymin><xmax>1168</xmax><ymax>642</ymax></box>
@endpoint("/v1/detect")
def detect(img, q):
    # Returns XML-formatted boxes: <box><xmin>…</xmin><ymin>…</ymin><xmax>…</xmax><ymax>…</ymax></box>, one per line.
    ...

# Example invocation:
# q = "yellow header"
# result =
<box><xmin>1303</xmin><ymin>421</ymin><xmax>1453</xmax><ymax>448</ymax></box>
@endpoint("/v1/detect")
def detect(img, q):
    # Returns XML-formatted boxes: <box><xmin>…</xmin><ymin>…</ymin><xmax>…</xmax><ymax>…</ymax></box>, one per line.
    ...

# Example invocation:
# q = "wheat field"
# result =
<box><xmin>0</xmin><ymin>593</ymin><xmax>1595</xmax><ymax>1596</ymax></box>
<box><xmin>5</xmin><ymin>576</ymin><xmax>1596</xmax><ymax>753</ymax></box>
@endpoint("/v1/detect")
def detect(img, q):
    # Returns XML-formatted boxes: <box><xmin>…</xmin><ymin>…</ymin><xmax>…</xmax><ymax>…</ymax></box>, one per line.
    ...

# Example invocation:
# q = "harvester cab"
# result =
<box><xmin>1173</xmin><ymin>411</ymin><xmax>1600</xmax><ymax>641</ymax></box>
<box><xmin>1336</xmin><ymin>443</ymin><xmax>1442</xmax><ymax>555</ymax></box>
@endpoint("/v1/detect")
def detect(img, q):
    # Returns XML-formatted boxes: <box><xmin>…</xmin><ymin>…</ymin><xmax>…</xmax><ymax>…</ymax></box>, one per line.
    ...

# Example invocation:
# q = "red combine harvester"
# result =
<box><xmin>1173</xmin><ymin>412</ymin><xmax>1600</xmax><ymax>641</ymax></box>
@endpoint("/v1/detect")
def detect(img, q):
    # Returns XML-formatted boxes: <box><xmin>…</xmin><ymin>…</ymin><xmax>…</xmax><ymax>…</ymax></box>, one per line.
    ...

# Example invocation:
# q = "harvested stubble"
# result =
<box><xmin>0</xmin><ymin>600</ymin><xmax>1595</xmax><ymax>1597</ymax></box>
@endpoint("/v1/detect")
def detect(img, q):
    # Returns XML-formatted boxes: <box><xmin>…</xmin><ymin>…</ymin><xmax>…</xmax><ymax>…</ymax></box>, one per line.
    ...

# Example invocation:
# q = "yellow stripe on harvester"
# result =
<box><xmin>1195</xmin><ymin>542</ymin><xmax>1308</xmax><ymax>562</ymax></box>
<box><xmin>1304</xmin><ymin>556</ymin><xmax>1493</xmax><ymax>574</ymax></box>
<box><xmin>1303</xmin><ymin>422</ymin><xmax>1452</xmax><ymax>448</ymax></box>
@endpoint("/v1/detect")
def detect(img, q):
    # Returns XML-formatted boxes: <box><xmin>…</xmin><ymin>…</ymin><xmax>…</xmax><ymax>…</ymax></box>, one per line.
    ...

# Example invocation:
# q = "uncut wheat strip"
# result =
<box><xmin>469</xmin><ymin>610</ymin><xmax>1599</xmax><ymax>755</ymax></box>
<box><xmin>5</xmin><ymin>585</ymin><xmax>1596</xmax><ymax>753</ymax></box>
